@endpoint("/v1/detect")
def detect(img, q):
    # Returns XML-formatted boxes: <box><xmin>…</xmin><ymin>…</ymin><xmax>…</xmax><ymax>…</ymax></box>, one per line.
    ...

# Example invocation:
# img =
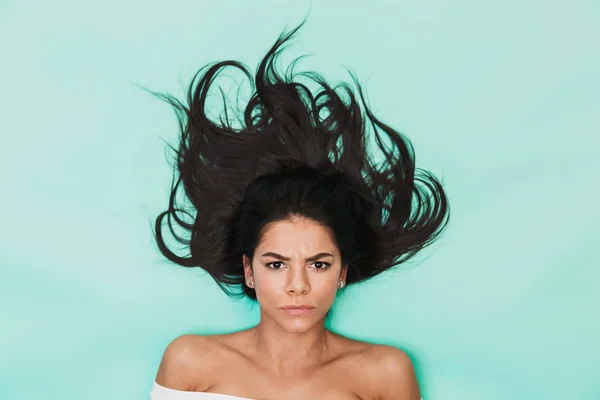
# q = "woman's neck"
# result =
<box><xmin>247</xmin><ymin>317</ymin><xmax>335</xmax><ymax>378</ymax></box>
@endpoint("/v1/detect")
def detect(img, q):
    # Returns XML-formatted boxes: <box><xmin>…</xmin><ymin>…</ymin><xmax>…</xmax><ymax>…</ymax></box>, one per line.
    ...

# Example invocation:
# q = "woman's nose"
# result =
<box><xmin>285</xmin><ymin>267</ymin><xmax>310</xmax><ymax>294</ymax></box>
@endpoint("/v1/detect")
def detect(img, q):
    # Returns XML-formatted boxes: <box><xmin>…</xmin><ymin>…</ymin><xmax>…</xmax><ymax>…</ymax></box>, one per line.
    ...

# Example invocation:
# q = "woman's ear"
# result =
<box><xmin>242</xmin><ymin>255</ymin><xmax>252</xmax><ymax>278</ymax></box>
<box><xmin>340</xmin><ymin>264</ymin><xmax>348</xmax><ymax>283</ymax></box>
<box><xmin>242</xmin><ymin>255</ymin><xmax>254</xmax><ymax>288</ymax></box>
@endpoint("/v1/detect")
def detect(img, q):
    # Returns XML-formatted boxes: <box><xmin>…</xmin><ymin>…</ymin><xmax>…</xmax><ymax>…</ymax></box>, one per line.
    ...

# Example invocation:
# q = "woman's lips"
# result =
<box><xmin>281</xmin><ymin>306</ymin><xmax>314</xmax><ymax>316</ymax></box>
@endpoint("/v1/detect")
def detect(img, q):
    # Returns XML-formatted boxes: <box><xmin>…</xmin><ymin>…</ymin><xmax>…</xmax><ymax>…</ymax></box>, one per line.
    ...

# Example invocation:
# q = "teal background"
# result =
<box><xmin>1</xmin><ymin>1</ymin><xmax>599</xmax><ymax>399</ymax></box>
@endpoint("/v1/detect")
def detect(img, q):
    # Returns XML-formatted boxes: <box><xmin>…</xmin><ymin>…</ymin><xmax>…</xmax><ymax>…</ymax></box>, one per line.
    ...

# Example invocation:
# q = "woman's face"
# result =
<box><xmin>243</xmin><ymin>216</ymin><xmax>347</xmax><ymax>332</ymax></box>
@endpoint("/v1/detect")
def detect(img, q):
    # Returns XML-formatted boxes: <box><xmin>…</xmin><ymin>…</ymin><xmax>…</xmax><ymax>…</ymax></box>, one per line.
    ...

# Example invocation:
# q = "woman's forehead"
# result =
<box><xmin>258</xmin><ymin>218</ymin><xmax>337</xmax><ymax>248</ymax></box>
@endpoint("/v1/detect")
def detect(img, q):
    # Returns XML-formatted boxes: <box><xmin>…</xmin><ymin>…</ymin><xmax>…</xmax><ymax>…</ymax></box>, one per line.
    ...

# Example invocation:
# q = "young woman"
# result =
<box><xmin>147</xmin><ymin>19</ymin><xmax>449</xmax><ymax>400</ymax></box>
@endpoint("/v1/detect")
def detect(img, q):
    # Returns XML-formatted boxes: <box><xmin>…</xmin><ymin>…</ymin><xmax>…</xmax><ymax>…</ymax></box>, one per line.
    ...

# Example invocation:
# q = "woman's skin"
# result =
<box><xmin>156</xmin><ymin>216</ymin><xmax>421</xmax><ymax>399</ymax></box>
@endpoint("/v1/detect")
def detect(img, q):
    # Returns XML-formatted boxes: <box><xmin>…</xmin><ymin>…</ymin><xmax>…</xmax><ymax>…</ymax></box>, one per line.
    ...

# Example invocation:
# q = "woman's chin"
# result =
<box><xmin>278</xmin><ymin>315</ymin><xmax>325</xmax><ymax>332</ymax></box>
<box><xmin>281</xmin><ymin>322</ymin><xmax>314</xmax><ymax>333</ymax></box>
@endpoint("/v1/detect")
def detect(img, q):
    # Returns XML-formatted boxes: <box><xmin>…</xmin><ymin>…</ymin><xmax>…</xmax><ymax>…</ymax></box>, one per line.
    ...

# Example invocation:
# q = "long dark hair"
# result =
<box><xmin>144</xmin><ymin>20</ymin><xmax>449</xmax><ymax>301</ymax></box>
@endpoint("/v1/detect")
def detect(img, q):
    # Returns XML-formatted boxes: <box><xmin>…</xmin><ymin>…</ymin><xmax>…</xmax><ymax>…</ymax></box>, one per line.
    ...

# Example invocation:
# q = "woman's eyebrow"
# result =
<box><xmin>261</xmin><ymin>252</ymin><xmax>334</xmax><ymax>262</ymax></box>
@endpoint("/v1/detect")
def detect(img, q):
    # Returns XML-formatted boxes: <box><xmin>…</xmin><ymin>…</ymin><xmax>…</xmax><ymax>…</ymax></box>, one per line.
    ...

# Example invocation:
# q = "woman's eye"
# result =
<box><xmin>313</xmin><ymin>262</ymin><xmax>330</xmax><ymax>270</ymax></box>
<box><xmin>267</xmin><ymin>262</ymin><xmax>330</xmax><ymax>270</ymax></box>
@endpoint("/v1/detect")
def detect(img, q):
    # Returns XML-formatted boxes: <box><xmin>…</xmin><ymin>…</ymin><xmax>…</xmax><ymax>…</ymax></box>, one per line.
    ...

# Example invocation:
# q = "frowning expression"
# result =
<box><xmin>243</xmin><ymin>216</ymin><xmax>347</xmax><ymax>332</ymax></box>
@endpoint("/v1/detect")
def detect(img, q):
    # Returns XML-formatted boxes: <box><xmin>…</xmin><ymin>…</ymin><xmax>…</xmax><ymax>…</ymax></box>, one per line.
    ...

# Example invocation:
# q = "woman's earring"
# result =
<box><xmin>248</xmin><ymin>278</ymin><xmax>254</xmax><ymax>288</ymax></box>
<box><xmin>338</xmin><ymin>281</ymin><xmax>344</xmax><ymax>288</ymax></box>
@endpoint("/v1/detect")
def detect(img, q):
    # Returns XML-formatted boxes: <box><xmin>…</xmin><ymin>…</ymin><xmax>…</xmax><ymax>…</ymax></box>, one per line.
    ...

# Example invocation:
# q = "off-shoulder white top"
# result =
<box><xmin>151</xmin><ymin>382</ymin><xmax>254</xmax><ymax>399</ymax></box>
<box><xmin>150</xmin><ymin>381</ymin><xmax>423</xmax><ymax>400</ymax></box>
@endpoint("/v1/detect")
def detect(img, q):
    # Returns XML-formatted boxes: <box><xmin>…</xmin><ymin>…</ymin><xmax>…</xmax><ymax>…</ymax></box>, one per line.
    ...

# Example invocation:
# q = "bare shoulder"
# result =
<box><xmin>154</xmin><ymin>334</ymin><xmax>220</xmax><ymax>391</ymax></box>
<box><xmin>354</xmin><ymin>343</ymin><xmax>421</xmax><ymax>400</ymax></box>
<box><xmin>329</xmin><ymin>333</ymin><xmax>420</xmax><ymax>399</ymax></box>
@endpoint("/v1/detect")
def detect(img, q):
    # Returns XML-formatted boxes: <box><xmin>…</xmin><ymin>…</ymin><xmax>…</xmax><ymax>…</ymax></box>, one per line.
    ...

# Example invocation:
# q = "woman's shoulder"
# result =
<box><xmin>155</xmin><ymin>334</ymin><xmax>226</xmax><ymax>391</ymax></box>
<box><xmin>360</xmin><ymin>345</ymin><xmax>420</xmax><ymax>398</ymax></box>
<box><xmin>331</xmin><ymin>331</ymin><xmax>411</xmax><ymax>360</ymax></box>
<box><xmin>339</xmin><ymin>337</ymin><xmax>416</xmax><ymax>377</ymax></box>
<box><xmin>368</xmin><ymin>344</ymin><xmax>420</xmax><ymax>399</ymax></box>
<box><xmin>160</xmin><ymin>331</ymin><xmax>244</xmax><ymax>355</ymax></box>
<box><xmin>333</xmin><ymin>335</ymin><xmax>420</xmax><ymax>398</ymax></box>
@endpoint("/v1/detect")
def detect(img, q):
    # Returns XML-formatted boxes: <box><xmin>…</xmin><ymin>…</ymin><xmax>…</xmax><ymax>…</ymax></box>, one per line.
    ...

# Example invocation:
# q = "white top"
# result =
<box><xmin>151</xmin><ymin>382</ymin><xmax>254</xmax><ymax>399</ymax></box>
<box><xmin>151</xmin><ymin>381</ymin><xmax>423</xmax><ymax>400</ymax></box>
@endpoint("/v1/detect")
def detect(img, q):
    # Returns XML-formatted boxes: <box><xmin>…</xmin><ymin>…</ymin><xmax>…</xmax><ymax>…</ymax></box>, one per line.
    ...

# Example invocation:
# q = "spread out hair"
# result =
<box><xmin>143</xmin><ymin>19</ymin><xmax>450</xmax><ymax>301</ymax></box>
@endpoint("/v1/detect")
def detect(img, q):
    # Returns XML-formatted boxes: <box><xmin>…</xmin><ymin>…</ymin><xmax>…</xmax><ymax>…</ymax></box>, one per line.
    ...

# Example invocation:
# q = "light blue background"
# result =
<box><xmin>1</xmin><ymin>1</ymin><xmax>599</xmax><ymax>399</ymax></box>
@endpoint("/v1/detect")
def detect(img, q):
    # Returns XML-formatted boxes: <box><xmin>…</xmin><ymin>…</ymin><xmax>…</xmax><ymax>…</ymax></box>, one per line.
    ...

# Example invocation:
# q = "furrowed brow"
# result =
<box><xmin>261</xmin><ymin>252</ymin><xmax>333</xmax><ymax>262</ymax></box>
